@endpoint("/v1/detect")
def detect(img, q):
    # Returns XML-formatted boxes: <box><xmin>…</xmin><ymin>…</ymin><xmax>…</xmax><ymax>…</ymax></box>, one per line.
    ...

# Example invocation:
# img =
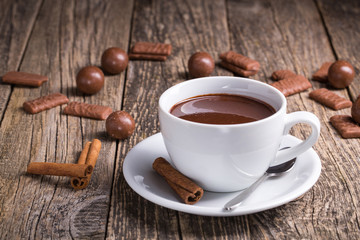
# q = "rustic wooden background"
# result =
<box><xmin>0</xmin><ymin>0</ymin><xmax>359</xmax><ymax>239</ymax></box>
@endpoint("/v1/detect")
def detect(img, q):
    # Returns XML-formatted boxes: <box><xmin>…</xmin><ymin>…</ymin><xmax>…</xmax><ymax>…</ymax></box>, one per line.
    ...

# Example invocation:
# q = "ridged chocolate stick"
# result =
<box><xmin>63</xmin><ymin>102</ymin><xmax>112</xmax><ymax>120</ymax></box>
<box><xmin>271</xmin><ymin>69</ymin><xmax>297</xmax><ymax>81</ymax></box>
<box><xmin>23</xmin><ymin>93</ymin><xmax>69</xmax><ymax>114</ymax></box>
<box><xmin>2</xmin><ymin>71</ymin><xmax>48</xmax><ymax>87</ymax></box>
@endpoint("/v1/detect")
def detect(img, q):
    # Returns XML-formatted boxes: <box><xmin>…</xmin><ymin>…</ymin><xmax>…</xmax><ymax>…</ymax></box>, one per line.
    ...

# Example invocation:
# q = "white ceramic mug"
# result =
<box><xmin>159</xmin><ymin>76</ymin><xmax>320</xmax><ymax>192</ymax></box>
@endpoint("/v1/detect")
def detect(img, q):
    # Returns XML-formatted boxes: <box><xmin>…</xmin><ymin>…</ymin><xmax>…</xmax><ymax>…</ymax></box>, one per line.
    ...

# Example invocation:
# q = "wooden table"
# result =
<box><xmin>1</xmin><ymin>0</ymin><xmax>359</xmax><ymax>239</ymax></box>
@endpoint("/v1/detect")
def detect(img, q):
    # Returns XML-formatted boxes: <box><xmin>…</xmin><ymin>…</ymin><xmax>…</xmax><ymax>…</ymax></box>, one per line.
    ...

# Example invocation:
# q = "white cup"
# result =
<box><xmin>159</xmin><ymin>76</ymin><xmax>320</xmax><ymax>192</ymax></box>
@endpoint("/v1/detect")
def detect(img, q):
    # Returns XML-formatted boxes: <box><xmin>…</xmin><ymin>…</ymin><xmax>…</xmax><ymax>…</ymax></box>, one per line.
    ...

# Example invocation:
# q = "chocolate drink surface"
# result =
<box><xmin>170</xmin><ymin>94</ymin><xmax>276</xmax><ymax>124</ymax></box>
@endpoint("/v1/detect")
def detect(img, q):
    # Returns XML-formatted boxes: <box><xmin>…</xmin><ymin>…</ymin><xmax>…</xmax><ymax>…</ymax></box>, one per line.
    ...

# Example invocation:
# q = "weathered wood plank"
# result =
<box><xmin>107</xmin><ymin>0</ymin><xmax>234</xmax><ymax>239</ymax></box>
<box><xmin>226</xmin><ymin>0</ymin><xmax>360</xmax><ymax>239</ymax></box>
<box><xmin>315</xmin><ymin>0</ymin><xmax>360</xmax><ymax>238</ymax></box>
<box><xmin>0</xmin><ymin>0</ymin><xmax>133</xmax><ymax>238</ymax></box>
<box><xmin>0</xmin><ymin>0</ymin><xmax>42</xmax><ymax>124</ymax></box>
<box><xmin>316</xmin><ymin>0</ymin><xmax>360</xmax><ymax>101</ymax></box>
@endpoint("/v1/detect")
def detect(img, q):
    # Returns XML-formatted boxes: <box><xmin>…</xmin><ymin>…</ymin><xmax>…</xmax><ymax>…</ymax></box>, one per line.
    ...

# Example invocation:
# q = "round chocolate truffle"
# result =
<box><xmin>101</xmin><ymin>47</ymin><xmax>129</xmax><ymax>74</ymax></box>
<box><xmin>188</xmin><ymin>52</ymin><xmax>214</xmax><ymax>78</ymax></box>
<box><xmin>106</xmin><ymin>111</ymin><xmax>135</xmax><ymax>139</ymax></box>
<box><xmin>328</xmin><ymin>60</ymin><xmax>355</xmax><ymax>89</ymax></box>
<box><xmin>351</xmin><ymin>95</ymin><xmax>360</xmax><ymax>124</ymax></box>
<box><xmin>76</xmin><ymin>66</ymin><xmax>104</xmax><ymax>95</ymax></box>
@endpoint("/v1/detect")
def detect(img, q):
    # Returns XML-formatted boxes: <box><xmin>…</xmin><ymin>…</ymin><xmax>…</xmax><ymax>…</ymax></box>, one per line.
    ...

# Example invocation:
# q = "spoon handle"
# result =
<box><xmin>224</xmin><ymin>173</ymin><xmax>268</xmax><ymax>211</ymax></box>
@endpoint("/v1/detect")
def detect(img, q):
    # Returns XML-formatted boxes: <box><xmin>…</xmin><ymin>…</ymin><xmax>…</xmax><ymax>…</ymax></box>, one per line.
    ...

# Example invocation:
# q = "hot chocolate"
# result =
<box><xmin>170</xmin><ymin>93</ymin><xmax>275</xmax><ymax>124</ymax></box>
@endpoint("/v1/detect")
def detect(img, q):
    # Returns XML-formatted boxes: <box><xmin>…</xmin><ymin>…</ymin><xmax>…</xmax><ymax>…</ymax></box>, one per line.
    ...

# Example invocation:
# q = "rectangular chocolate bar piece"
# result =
<box><xmin>312</xmin><ymin>62</ymin><xmax>332</xmax><ymax>82</ymax></box>
<box><xmin>219</xmin><ymin>61</ymin><xmax>258</xmax><ymax>77</ymax></box>
<box><xmin>131</xmin><ymin>42</ymin><xmax>172</xmax><ymax>56</ymax></box>
<box><xmin>2</xmin><ymin>71</ymin><xmax>48</xmax><ymax>87</ymax></box>
<box><xmin>23</xmin><ymin>93</ymin><xmax>69</xmax><ymax>114</ymax></box>
<box><xmin>271</xmin><ymin>69</ymin><xmax>297</xmax><ymax>81</ymax></box>
<box><xmin>330</xmin><ymin>115</ymin><xmax>360</xmax><ymax>138</ymax></box>
<box><xmin>63</xmin><ymin>102</ymin><xmax>112</xmax><ymax>120</ymax></box>
<box><xmin>219</xmin><ymin>51</ymin><xmax>260</xmax><ymax>71</ymax></box>
<box><xmin>271</xmin><ymin>75</ymin><xmax>312</xmax><ymax>97</ymax></box>
<box><xmin>128</xmin><ymin>53</ymin><xmax>167</xmax><ymax>61</ymax></box>
<box><xmin>309</xmin><ymin>88</ymin><xmax>352</xmax><ymax>110</ymax></box>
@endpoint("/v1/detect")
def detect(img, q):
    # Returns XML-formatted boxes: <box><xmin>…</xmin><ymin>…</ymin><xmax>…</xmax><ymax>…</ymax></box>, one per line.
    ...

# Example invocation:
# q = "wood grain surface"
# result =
<box><xmin>0</xmin><ymin>0</ymin><xmax>359</xmax><ymax>239</ymax></box>
<box><xmin>0</xmin><ymin>0</ymin><xmax>42</xmax><ymax>122</ymax></box>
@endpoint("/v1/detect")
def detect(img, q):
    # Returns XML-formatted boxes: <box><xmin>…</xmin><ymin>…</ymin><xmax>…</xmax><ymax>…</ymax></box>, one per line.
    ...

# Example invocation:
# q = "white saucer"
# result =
<box><xmin>123</xmin><ymin>133</ymin><xmax>321</xmax><ymax>216</ymax></box>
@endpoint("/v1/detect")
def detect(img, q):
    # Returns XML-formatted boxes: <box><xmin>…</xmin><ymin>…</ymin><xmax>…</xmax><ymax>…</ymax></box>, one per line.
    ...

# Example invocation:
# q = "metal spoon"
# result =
<box><xmin>224</xmin><ymin>151</ymin><xmax>296</xmax><ymax>211</ymax></box>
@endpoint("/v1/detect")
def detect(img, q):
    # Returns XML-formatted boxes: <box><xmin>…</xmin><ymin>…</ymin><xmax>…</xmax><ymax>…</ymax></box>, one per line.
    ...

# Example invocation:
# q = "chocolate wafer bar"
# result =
<box><xmin>2</xmin><ymin>71</ymin><xmax>48</xmax><ymax>87</ymax></box>
<box><xmin>63</xmin><ymin>102</ymin><xmax>112</xmax><ymax>120</ymax></box>
<box><xmin>129</xmin><ymin>42</ymin><xmax>172</xmax><ymax>61</ymax></box>
<box><xmin>131</xmin><ymin>42</ymin><xmax>172</xmax><ymax>55</ymax></box>
<box><xmin>219</xmin><ymin>51</ymin><xmax>260</xmax><ymax>71</ymax></box>
<box><xmin>128</xmin><ymin>53</ymin><xmax>167</xmax><ymax>61</ymax></box>
<box><xmin>271</xmin><ymin>75</ymin><xmax>312</xmax><ymax>97</ymax></box>
<box><xmin>271</xmin><ymin>69</ymin><xmax>297</xmax><ymax>81</ymax></box>
<box><xmin>309</xmin><ymin>88</ymin><xmax>352</xmax><ymax>110</ymax></box>
<box><xmin>330</xmin><ymin>115</ymin><xmax>360</xmax><ymax>138</ymax></box>
<box><xmin>312</xmin><ymin>62</ymin><xmax>333</xmax><ymax>82</ymax></box>
<box><xmin>219</xmin><ymin>61</ymin><xmax>257</xmax><ymax>77</ymax></box>
<box><xmin>23</xmin><ymin>93</ymin><xmax>69</xmax><ymax>114</ymax></box>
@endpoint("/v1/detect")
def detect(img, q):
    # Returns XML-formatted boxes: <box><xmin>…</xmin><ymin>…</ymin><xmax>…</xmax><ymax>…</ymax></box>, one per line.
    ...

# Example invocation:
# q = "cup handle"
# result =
<box><xmin>272</xmin><ymin>111</ymin><xmax>320</xmax><ymax>166</ymax></box>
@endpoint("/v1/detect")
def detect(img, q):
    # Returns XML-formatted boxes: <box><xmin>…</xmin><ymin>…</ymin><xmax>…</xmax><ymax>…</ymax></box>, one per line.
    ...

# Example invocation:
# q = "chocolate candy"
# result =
<box><xmin>351</xmin><ymin>96</ymin><xmax>360</xmax><ymax>124</ymax></box>
<box><xmin>312</xmin><ymin>62</ymin><xmax>332</xmax><ymax>82</ymax></box>
<box><xmin>76</xmin><ymin>66</ymin><xmax>104</xmax><ymax>95</ymax></box>
<box><xmin>105</xmin><ymin>111</ymin><xmax>135</xmax><ymax>139</ymax></box>
<box><xmin>188</xmin><ymin>52</ymin><xmax>214</xmax><ymax>78</ymax></box>
<box><xmin>309</xmin><ymin>88</ymin><xmax>352</xmax><ymax>110</ymax></box>
<box><xmin>219</xmin><ymin>61</ymin><xmax>257</xmax><ymax>77</ymax></box>
<box><xmin>128</xmin><ymin>53</ymin><xmax>167</xmax><ymax>61</ymax></box>
<box><xmin>129</xmin><ymin>42</ymin><xmax>172</xmax><ymax>61</ymax></box>
<box><xmin>220</xmin><ymin>51</ymin><xmax>260</xmax><ymax>71</ymax></box>
<box><xmin>271</xmin><ymin>75</ymin><xmax>312</xmax><ymax>97</ymax></box>
<box><xmin>63</xmin><ymin>102</ymin><xmax>112</xmax><ymax>120</ymax></box>
<box><xmin>271</xmin><ymin>70</ymin><xmax>297</xmax><ymax>81</ymax></box>
<box><xmin>219</xmin><ymin>51</ymin><xmax>260</xmax><ymax>77</ymax></box>
<box><xmin>2</xmin><ymin>71</ymin><xmax>48</xmax><ymax>87</ymax></box>
<box><xmin>23</xmin><ymin>93</ymin><xmax>69</xmax><ymax>114</ymax></box>
<box><xmin>328</xmin><ymin>60</ymin><xmax>355</xmax><ymax>88</ymax></box>
<box><xmin>101</xmin><ymin>47</ymin><xmax>128</xmax><ymax>74</ymax></box>
<box><xmin>330</xmin><ymin>115</ymin><xmax>360</xmax><ymax>138</ymax></box>
<box><xmin>131</xmin><ymin>42</ymin><xmax>172</xmax><ymax>56</ymax></box>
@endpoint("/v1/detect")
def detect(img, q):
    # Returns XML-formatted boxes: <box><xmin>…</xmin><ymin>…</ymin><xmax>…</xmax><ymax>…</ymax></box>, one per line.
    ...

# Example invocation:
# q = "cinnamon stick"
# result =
<box><xmin>27</xmin><ymin>162</ymin><xmax>92</xmax><ymax>177</ymax></box>
<box><xmin>86</xmin><ymin>139</ymin><xmax>101</xmax><ymax>167</ymax></box>
<box><xmin>70</xmin><ymin>141</ymin><xmax>91</xmax><ymax>189</ymax></box>
<box><xmin>78</xmin><ymin>141</ymin><xmax>92</xmax><ymax>165</ymax></box>
<box><xmin>71</xmin><ymin>139</ymin><xmax>101</xmax><ymax>190</ymax></box>
<box><xmin>152</xmin><ymin>157</ymin><xmax>203</xmax><ymax>205</ymax></box>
